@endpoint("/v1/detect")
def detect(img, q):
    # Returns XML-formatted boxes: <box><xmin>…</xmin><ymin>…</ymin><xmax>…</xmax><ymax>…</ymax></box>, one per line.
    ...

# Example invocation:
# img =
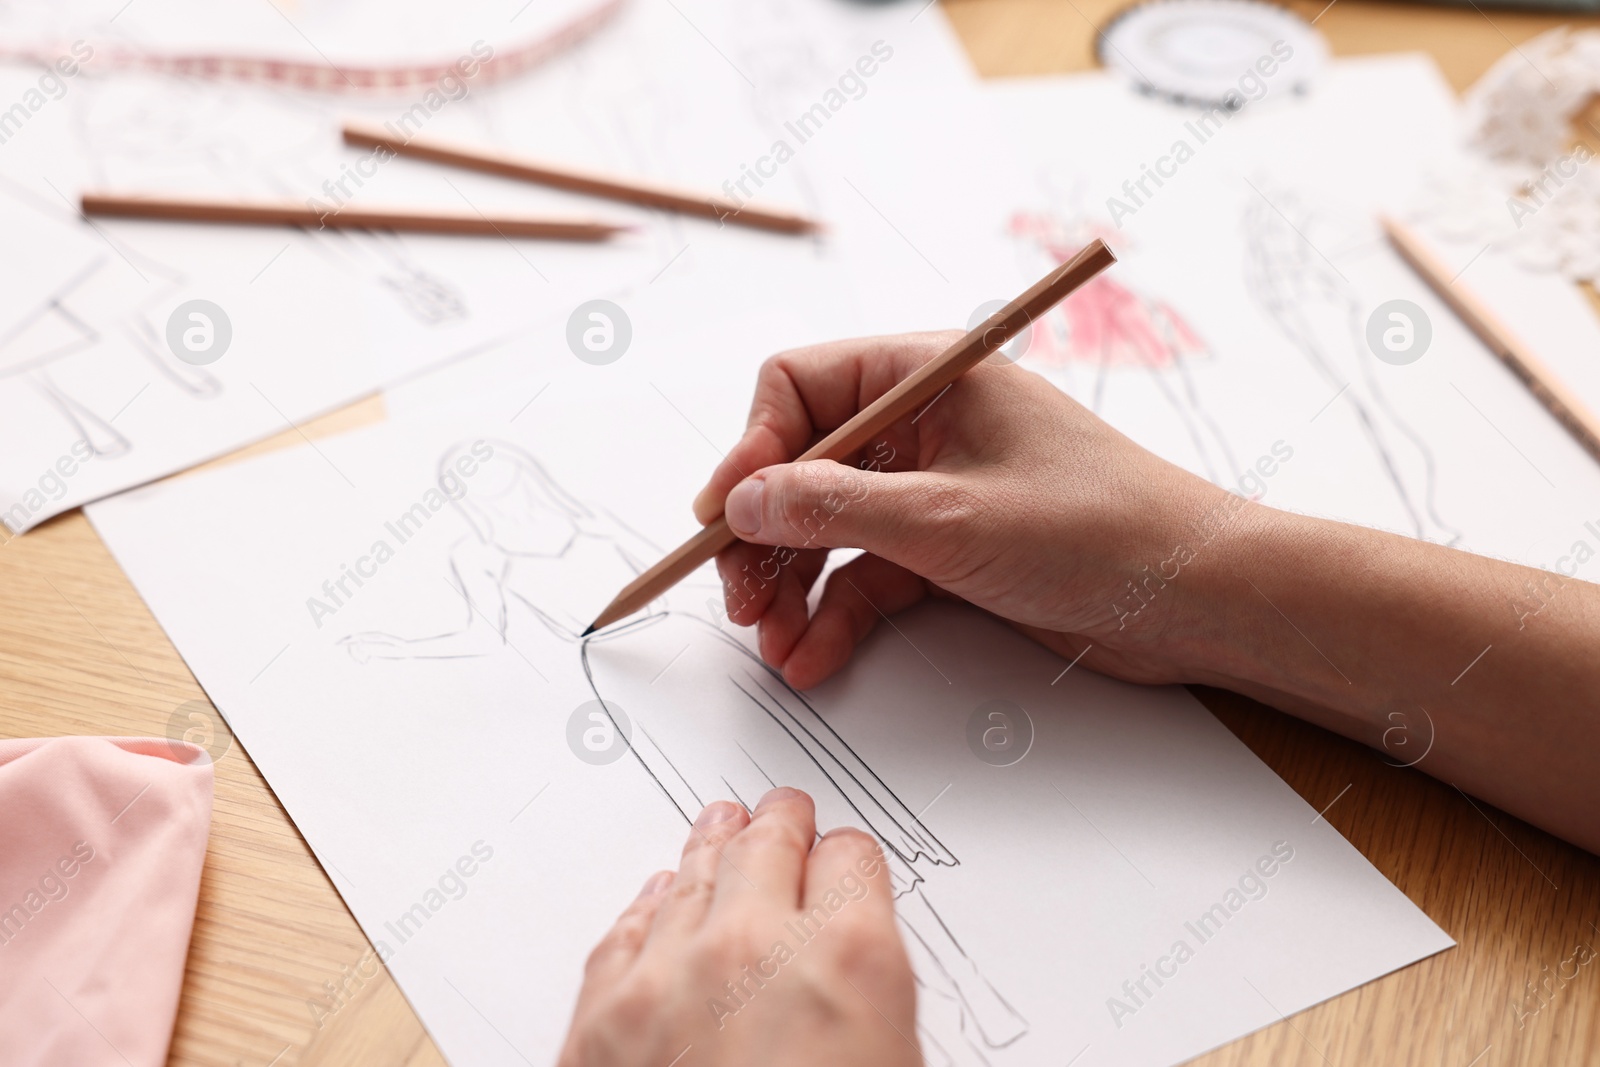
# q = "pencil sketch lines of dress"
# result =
<box><xmin>0</xmin><ymin>260</ymin><xmax>132</xmax><ymax>458</ymax></box>
<box><xmin>340</xmin><ymin>439</ymin><xmax>1030</xmax><ymax>1065</ymax></box>
<box><xmin>1008</xmin><ymin>211</ymin><xmax>1240</xmax><ymax>484</ymax></box>
<box><xmin>0</xmin><ymin>189</ymin><xmax>200</xmax><ymax>457</ymax></box>
<box><xmin>584</xmin><ymin>614</ymin><xmax>1029</xmax><ymax>1066</ymax></box>
<box><xmin>1241</xmin><ymin>188</ymin><xmax>1461</xmax><ymax>544</ymax></box>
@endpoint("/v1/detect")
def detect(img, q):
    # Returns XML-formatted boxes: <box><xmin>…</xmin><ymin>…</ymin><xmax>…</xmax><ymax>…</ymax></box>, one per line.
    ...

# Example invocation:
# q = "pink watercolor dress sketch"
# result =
<box><xmin>341</xmin><ymin>440</ymin><xmax>1029</xmax><ymax>1066</ymax></box>
<box><xmin>1008</xmin><ymin>213</ymin><xmax>1240</xmax><ymax>484</ymax></box>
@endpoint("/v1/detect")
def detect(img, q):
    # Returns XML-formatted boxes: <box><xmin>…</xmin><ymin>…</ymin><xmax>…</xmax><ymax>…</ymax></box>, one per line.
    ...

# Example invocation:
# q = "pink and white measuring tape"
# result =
<box><xmin>0</xmin><ymin>0</ymin><xmax>625</xmax><ymax>93</ymax></box>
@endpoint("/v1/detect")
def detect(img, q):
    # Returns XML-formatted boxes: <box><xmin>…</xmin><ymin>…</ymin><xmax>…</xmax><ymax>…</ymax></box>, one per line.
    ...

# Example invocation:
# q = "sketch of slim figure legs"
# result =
<box><xmin>1049</xmin><ymin>300</ymin><xmax>1238</xmax><ymax>484</ymax></box>
<box><xmin>1150</xmin><ymin>353</ymin><xmax>1240</xmax><ymax>486</ymax></box>
<box><xmin>584</xmin><ymin>614</ymin><xmax>1027</xmax><ymax>1064</ymax></box>
<box><xmin>896</xmin><ymin>883</ymin><xmax>1026</xmax><ymax>1062</ymax></box>
<box><xmin>1242</xmin><ymin>194</ymin><xmax>1460</xmax><ymax>543</ymax></box>
<box><xmin>1077</xmin><ymin>329</ymin><xmax>1240</xmax><ymax>486</ymax></box>
<box><xmin>1056</xmin><ymin>300</ymin><xmax>1241</xmax><ymax>483</ymax></box>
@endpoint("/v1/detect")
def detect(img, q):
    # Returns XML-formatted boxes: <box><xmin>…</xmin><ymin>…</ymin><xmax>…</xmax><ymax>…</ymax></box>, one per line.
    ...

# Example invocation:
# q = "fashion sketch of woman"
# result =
<box><xmin>340</xmin><ymin>440</ymin><xmax>1029</xmax><ymax>1065</ymax></box>
<box><xmin>340</xmin><ymin>440</ymin><xmax>663</xmax><ymax>657</ymax></box>
<box><xmin>1242</xmin><ymin>188</ymin><xmax>1460</xmax><ymax>544</ymax></box>
<box><xmin>1008</xmin><ymin>211</ymin><xmax>1241</xmax><ymax>485</ymax></box>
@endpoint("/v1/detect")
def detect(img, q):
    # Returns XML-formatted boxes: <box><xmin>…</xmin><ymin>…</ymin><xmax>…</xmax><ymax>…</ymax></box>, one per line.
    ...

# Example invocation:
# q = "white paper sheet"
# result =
<box><xmin>0</xmin><ymin>0</ymin><xmax>984</xmax><ymax>532</ymax></box>
<box><xmin>88</xmin><ymin>271</ymin><xmax>1452</xmax><ymax>1065</ymax></box>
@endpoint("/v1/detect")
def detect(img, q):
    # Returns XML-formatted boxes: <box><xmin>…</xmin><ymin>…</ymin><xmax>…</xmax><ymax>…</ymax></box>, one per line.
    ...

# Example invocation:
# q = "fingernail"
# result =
<box><xmin>638</xmin><ymin>870</ymin><xmax>673</xmax><ymax>898</ymax></box>
<box><xmin>691</xmin><ymin>479</ymin><xmax>721</xmax><ymax>521</ymax></box>
<box><xmin>694</xmin><ymin>439</ymin><xmax>752</xmax><ymax>522</ymax></box>
<box><xmin>725</xmin><ymin>477</ymin><xmax>764</xmax><ymax>537</ymax></box>
<box><xmin>756</xmin><ymin>786</ymin><xmax>802</xmax><ymax>811</ymax></box>
<box><xmin>695</xmin><ymin>800</ymin><xmax>742</xmax><ymax>827</ymax></box>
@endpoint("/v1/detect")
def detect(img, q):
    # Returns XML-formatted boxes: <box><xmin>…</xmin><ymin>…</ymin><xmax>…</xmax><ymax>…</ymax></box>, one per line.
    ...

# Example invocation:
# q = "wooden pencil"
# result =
<box><xmin>80</xmin><ymin>192</ymin><xmax>627</xmax><ymax>241</ymax></box>
<box><xmin>342</xmin><ymin>120</ymin><xmax>819</xmax><ymax>236</ymax></box>
<box><xmin>1382</xmin><ymin>216</ymin><xmax>1600</xmax><ymax>463</ymax></box>
<box><xmin>583</xmin><ymin>238</ymin><xmax>1119</xmax><ymax>635</ymax></box>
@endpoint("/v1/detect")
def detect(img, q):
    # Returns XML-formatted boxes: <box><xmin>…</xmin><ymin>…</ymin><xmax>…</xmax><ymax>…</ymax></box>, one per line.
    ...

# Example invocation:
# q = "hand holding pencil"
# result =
<box><xmin>583</xmin><ymin>241</ymin><xmax>1118</xmax><ymax>633</ymax></box>
<box><xmin>679</xmin><ymin>324</ymin><xmax>1233</xmax><ymax>689</ymax></box>
<box><xmin>631</xmin><ymin>289</ymin><xmax>1600</xmax><ymax>856</ymax></box>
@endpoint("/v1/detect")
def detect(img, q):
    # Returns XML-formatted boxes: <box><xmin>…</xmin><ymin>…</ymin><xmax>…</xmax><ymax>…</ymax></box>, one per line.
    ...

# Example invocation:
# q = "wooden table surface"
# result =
<box><xmin>4</xmin><ymin>3</ymin><xmax>1600</xmax><ymax>1065</ymax></box>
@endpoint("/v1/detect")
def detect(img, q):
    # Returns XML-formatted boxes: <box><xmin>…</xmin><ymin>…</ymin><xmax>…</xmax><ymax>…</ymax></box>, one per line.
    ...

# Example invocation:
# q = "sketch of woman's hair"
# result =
<box><xmin>443</xmin><ymin>441</ymin><xmax>598</xmax><ymax>546</ymax></box>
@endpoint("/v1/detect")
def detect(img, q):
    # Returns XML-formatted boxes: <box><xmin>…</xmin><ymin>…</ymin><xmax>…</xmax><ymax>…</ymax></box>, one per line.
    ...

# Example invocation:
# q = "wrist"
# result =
<box><xmin>1119</xmin><ymin>495</ymin><xmax>1314</xmax><ymax>694</ymax></box>
<box><xmin>1173</xmin><ymin>498</ymin><xmax>1281</xmax><ymax>686</ymax></box>
<box><xmin>1079</xmin><ymin>479</ymin><xmax>1264</xmax><ymax>683</ymax></box>
<box><xmin>1155</xmin><ymin>500</ymin><xmax>1389</xmax><ymax>738</ymax></box>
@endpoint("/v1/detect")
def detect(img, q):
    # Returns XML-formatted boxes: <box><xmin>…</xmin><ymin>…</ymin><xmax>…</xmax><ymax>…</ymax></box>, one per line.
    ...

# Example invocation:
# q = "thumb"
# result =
<box><xmin>721</xmin><ymin>459</ymin><xmax>967</xmax><ymax>558</ymax></box>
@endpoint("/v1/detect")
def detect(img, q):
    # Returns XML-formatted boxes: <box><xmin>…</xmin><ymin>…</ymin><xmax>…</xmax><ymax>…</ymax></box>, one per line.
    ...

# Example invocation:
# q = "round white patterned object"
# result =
<box><xmin>1097</xmin><ymin>0</ymin><xmax>1327</xmax><ymax>108</ymax></box>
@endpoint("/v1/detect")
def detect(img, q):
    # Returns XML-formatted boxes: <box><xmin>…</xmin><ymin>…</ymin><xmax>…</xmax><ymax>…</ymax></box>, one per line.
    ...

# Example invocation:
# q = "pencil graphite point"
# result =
<box><xmin>580</xmin><ymin>624</ymin><xmax>597</xmax><ymax>638</ymax></box>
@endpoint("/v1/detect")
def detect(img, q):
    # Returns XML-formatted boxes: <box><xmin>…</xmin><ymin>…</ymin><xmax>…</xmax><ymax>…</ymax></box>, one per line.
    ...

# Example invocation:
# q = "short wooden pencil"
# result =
<box><xmin>1382</xmin><ymin>216</ymin><xmax>1600</xmax><ymax>463</ymax></box>
<box><xmin>583</xmin><ymin>238</ymin><xmax>1118</xmax><ymax>635</ymax></box>
<box><xmin>81</xmin><ymin>192</ymin><xmax>627</xmax><ymax>241</ymax></box>
<box><xmin>342</xmin><ymin>120</ymin><xmax>819</xmax><ymax>236</ymax></box>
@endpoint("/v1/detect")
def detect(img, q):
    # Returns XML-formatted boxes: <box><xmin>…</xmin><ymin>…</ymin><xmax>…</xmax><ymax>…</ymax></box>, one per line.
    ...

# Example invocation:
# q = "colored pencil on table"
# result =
<box><xmin>80</xmin><ymin>192</ymin><xmax>627</xmax><ymax>241</ymax></box>
<box><xmin>341</xmin><ymin>120</ymin><xmax>819</xmax><ymax>236</ymax></box>
<box><xmin>1382</xmin><ymin>215</ymin><xmax>1600</xmax><ymax>463</ymax></box>
<box><xmin>583</xmin><ymin>238</ymin><xmax>1119</xmax><ymax>635</ymax></box>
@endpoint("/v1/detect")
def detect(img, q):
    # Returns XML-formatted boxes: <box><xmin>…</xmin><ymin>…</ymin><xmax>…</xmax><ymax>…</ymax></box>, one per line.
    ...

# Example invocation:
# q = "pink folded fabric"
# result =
<box><xmin>0</xmin><ymin>736</ymin><xmax>214</xmax><ymax>1067</ymax></box>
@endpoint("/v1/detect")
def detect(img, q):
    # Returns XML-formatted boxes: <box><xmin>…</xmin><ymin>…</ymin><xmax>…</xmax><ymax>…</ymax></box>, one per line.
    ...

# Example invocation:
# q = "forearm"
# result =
<box><xmin>1174</xmin><ymin>504</ymin><xmax>1600</xmax><ymax>852</ymax></box>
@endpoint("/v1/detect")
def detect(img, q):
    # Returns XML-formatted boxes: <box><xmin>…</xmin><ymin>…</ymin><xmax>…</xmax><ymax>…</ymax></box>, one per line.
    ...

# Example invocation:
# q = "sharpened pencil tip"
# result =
<box><xmin>581</xmin><ymin>624</ymin><xmax>597</xmax><ymax>638</ymax></box>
